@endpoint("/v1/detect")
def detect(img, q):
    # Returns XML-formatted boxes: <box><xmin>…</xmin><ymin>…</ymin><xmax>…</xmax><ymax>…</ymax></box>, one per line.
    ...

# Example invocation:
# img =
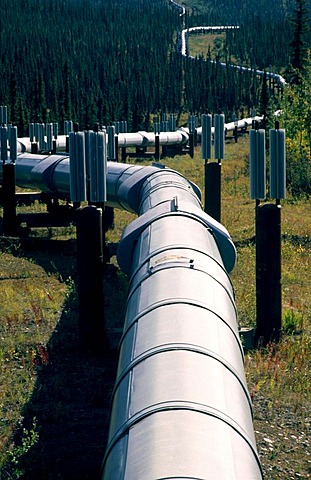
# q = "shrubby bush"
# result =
<box><xmin>286</xmin><ymin>143</ymin><xmax>311</xmax><ymax>197</ymax></box>
<box><xmin>280</xmin><ymin>57</ymin><xmax>311</xmax><ymax>197</ymax></box>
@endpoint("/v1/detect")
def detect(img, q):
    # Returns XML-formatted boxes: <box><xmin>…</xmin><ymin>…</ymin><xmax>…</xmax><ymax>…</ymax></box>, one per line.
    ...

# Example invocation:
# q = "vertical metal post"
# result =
<box><xmin>107</xmin><ymin>126</ymin><xmax>116</xmax><ymax>161</ymax></box>
<box><xmin>254</xmin><ymin>203</ymin><xmax>282</xmax><ymax>346</ymax></box>
<box><xmin>2</xmin><ymin>163</ymin><xmax>17</xmax><ymax>236</ymax></box>
<box><xmin>114</xmin><ymin>134</ymin><xmax>119</xmax><ymax>162</ymax></box>
<box><xmin>76</xmin><ymin>205</ymin><xmax>108</xmax><ymax>354</ymax></box>
<box><xmin>121</xmin><ymin>147</ymin><xmax>127</xmax><ymax>162</ymax></box>
<box><xmin>189</xmin><ymin>133</ymin><xmax>194</xmax><ymax>158</ymax></box>
<box><xmin>234</xmin><ymin>125</ymin><xmax>238</xmax><ymax>143</ymax></box>
<box><xmin>52</xmin><ymin>122</ymin><xmax>58</xmax><ymax>153</ymax></box>
<box><xmin>1</xmin><ymin>126</ymin><xmax>17</xmax><ymax>236</ymax></box>
<box><xmin>250</xmin><ymin>128</ymin><xmax>266</xmax><ymax>200</ymax></box>
<box><xmin>214</xmin><ymin>114</ymin><xmax>225</xmax><ymax>160</ymax></box>
<box><xmin>155</xmin><ymin>133</ymin><xmax>160</xmax><ymax>160</ymax></box>
<box><xmin>204</xmin><ymin>162</ymin><xmax>221</xmax><ymax>222</ymax></box>
<box><xmin>188</xmin><ymin>114</ymin><xmax>197</xmax><ymax>158</ymax></box>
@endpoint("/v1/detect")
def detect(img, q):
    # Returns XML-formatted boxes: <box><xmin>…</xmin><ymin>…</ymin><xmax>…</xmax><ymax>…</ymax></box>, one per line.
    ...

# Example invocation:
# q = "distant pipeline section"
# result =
<box><xmin>13</xmin><ymin>118</ymin><xmax>258</xmax><ymax>159</ymax></box>
<box><xmin>169</xmin><ymin>0</ymin><xmax>286</xmax><ymax>88</ymax></box>
<box><xmin>15</xmin><ymin>129</ymin><xmax>189</xmax><ymax>155</ymax></box>
<box><xmin>179</xmin><ymin>25</ymin><xmax>286</xmax><ymax>87</ymax></box>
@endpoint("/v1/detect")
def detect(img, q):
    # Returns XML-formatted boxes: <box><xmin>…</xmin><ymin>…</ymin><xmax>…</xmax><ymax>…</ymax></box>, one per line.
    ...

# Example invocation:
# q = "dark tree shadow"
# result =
<box><xmin>3</xmin><ymin>238</ymin><xmax>125</xmax><ymax>480</ymax></box>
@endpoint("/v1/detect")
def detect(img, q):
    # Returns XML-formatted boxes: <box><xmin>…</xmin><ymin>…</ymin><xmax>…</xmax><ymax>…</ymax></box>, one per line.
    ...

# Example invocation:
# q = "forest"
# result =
<box><xmin>0</xmin><ymin>0</ymin><xmax>310</xmax><ymax>134</ymax></box>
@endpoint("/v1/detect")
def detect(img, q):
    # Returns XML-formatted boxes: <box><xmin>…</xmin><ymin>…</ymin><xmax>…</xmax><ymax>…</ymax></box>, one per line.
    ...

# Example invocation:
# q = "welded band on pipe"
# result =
<box><xmin>126</xmin><ymin>243</ymin><xmax>233</xmax><ymax>291</ymax></box>
<box><xmin>103</xmin><ymin>401</ymin><xmax>262</xmax><ymax>473</ymax></box>
<box><xmin>138</xmin><ymin>177</ymin><xmax>200</xmax><ymax>211</ymax></box>
<box><xmin>117</xmin><ymin>201</ymin><xmax>236</xmax><ymax>274</ymax></box>
<box><xmin>117</xmin><ymin>300</ymin><xmax>244</xmax><ymax>361</ymax></box>
<box><xmin>127</xmin><ymin>261</ymin><xmax>236</xmax><ymax>318</ymax></box>
<box><xmin>110</xmin><ymin>343</ymin><xmax>253</xmax><ymax>411</ymax></box>
<box><xmin>116</xmin><ymin>166</ymin><xmax>201</xmax><ymax>213</ymax></box>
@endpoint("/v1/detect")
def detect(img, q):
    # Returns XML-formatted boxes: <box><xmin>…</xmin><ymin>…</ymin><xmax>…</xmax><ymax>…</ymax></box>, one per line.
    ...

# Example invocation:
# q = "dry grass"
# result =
<box><xmin>187</xmin><ymin>32</ymin><xmax>226</xmax><ymax>58</ymax></box>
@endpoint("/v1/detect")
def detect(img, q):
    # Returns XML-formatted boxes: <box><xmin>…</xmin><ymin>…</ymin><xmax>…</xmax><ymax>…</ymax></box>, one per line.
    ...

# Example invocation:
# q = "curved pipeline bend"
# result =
<box><xmin>1</xmin><ymin>156</ymin><xmax>235</xmax><ymax>273</ymax></box>
<box><xmin>179</xmin><ymin>22</ymin><xmax>286</xmax><ymax>87</ymax></box>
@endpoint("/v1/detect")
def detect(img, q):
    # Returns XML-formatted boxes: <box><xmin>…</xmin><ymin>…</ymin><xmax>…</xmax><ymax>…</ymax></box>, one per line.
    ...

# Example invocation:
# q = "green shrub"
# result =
<box><xmin>286</xmin><ymin>146</ymin><xmax>311</xmax><ymax>197</ymax></box>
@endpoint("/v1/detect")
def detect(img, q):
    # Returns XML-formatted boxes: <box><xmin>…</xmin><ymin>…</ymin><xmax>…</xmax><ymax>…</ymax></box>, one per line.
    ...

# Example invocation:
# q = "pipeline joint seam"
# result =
<box><xmin>110</xmin><ymin>342</ymin><xmax>252</xmax><ymax>415</ymax></box>
<box><xmin>118</xmin><ymin>298</ymin><xmax>243</xmax><ymax>360</ymax></box>
<box><xmin>128</xmin><ymin>257</ymin><xmax>236</xmax><ymax>304</ymax></box>
<box><xmin>138</xmin><ymin>179</ymin><xmax>200</xmax><ymax>212</ymax></box>
<box><xmin>102</xmin><ymin>400</ymin><xmax>262</xmax><ymax>477</ymax></box>
<box><xmin>30</xmin><ymin>155</ymin><xmax>65</xmax><ymax>193</ymax></box>
<box><xmin>112</xmin><ymin>163</ymin><xmax>152</xmax><ymax>212</ymax></box>
<box><xmin>127</xmin><ymin>261</ymin><xmax>237</xmax><ymax>318</ymax></box>
<box><xmin>116</xmin><ymin>164</ymin><xmax>182</xmax><ymax>212</ymax></box>
<box><xmin>128</xmin><ymin>243</ymin><xmax>232</xmax><ymax>292</ymax></box>
<box><xmin>139</xmin><ymin>166</ymin><xmax>202</xmax><ymax>202</ymax></box>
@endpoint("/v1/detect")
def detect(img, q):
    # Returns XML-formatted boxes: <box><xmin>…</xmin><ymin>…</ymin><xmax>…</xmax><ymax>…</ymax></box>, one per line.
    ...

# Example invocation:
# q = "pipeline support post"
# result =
<box><xmin>1</xmin><ymin>126</ymin><xmax>18</xmax><ymax>236</ymax></box>
<box><xmin>202</xmin><ymin>114</ymin><xmax>223</xmax><ymax>222</ymax></box>
<box><xmin>2</xmin><ymin>162</ymin><xmax>17</xmax><ymax>236</ymax></box>
<box><xmin>76</xmin><ymin>205</ymin><xmax>108</xmax><ymax>354</ymax></box>
<box><xmin>252</xmin><ymin>124</ymin><xmax>285</xmax><ymax>346</ymax></box>
<box><xmin>204</xmin><ymin>161</ymin><xmax>221</xmax><ymax>222</ymax></box>
<box><xmin>254</xmin><ymin>203</ymin><xmax>282</xmax><ymax>346</ymax></box>
<box><xmin>114</xmin><ymin>135</ymin><xmax>119</xmax><ymax>162</ymax></box>
<box><xmin>155</xmin><ymin>133</ymin><xmax>160</xmax><ymax>160</ymax></box>
<box><xmin>188</xmin><ymin>132</ymin><xmax>194</xmax><ymax>158</ymax></box>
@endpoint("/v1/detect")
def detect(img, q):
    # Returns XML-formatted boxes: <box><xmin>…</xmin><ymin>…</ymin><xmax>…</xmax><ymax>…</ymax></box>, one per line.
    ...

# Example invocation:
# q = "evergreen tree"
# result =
<box><xmin>16</xmin><ymin>96</ymin><xmax>28</xmax><ymax>137</ymax></box>
<box><xmin>9</xmin><ymin>72</ymin><xmax>18</xmax><ymax>126</ymax></box>
<box><xmin>288</xmin><ymin>0</ymin><xmax>310</xmax><ymax>84</ymax></box>
<box><xmin>259</xmin><ymin>71</ymin><xmax>269</xmax><ymax>129</ymax></box>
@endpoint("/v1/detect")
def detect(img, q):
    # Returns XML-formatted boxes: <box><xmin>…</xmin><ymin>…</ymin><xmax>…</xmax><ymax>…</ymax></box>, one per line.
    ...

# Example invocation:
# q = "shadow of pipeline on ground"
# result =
<box><xmin>2</xmin><ymin>238</ymin><xmax>126</xmax><ymax>480</ymax></box>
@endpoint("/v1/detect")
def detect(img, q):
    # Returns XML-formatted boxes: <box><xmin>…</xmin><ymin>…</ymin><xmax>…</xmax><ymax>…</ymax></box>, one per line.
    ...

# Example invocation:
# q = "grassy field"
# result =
<box><xmin>187</xmin><ymin>32</ymin><xmax>226</xmax><ymax>59</ymax></box>
<box><xmin>0</xmin><ymin>135</ymin><xmax>310</xmax><ymax>479</ymax></box>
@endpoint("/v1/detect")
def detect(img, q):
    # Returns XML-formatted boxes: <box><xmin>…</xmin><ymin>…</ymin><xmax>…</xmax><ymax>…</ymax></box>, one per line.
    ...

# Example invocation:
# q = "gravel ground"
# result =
<box><xmin>253</xmin><ymin>394</ymin><xmax>310</xmax><ymax>479</ymax></box>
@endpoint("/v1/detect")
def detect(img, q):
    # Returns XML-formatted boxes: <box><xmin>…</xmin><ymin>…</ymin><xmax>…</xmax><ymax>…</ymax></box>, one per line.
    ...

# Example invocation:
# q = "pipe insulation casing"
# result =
<box><xmin>250</xmin><ymin>129</ymin><xmax>266</xmax><ymax>200</ymax></box>
<box><xmin>269</xmin><ymin>129</ymin><xmax>286</xmax><ymax>199</ymax></box>
<box><xmin>102</xmin><ymin>170</ymin><xmax>262</xmax><ymax>479</ymax></box>
<box><xmin>201</xmin><ymin>113</ymin><xmax>212</xmax><ymax>160</ymax></box>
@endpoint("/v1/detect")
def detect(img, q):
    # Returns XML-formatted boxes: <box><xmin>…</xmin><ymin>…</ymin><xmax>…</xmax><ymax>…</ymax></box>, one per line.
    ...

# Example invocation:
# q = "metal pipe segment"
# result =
<box><xmin>15</xmin><ymin>121</ymin><xmax>249</xmax><ymax>156</ymax></box>
<box><xmin>16</xmin><ymin>135</ymin><xmax>67</xmax><ymax>153</ymax></box>
<box><xmin>15</xmin><ymin>130</ymin><xmax>189</xmax><ymax>154</ymax></box>
<box><xmin>183</xmin><ymin>116</ymin><xmax>263</xmax><ymax>137</ymax></box>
